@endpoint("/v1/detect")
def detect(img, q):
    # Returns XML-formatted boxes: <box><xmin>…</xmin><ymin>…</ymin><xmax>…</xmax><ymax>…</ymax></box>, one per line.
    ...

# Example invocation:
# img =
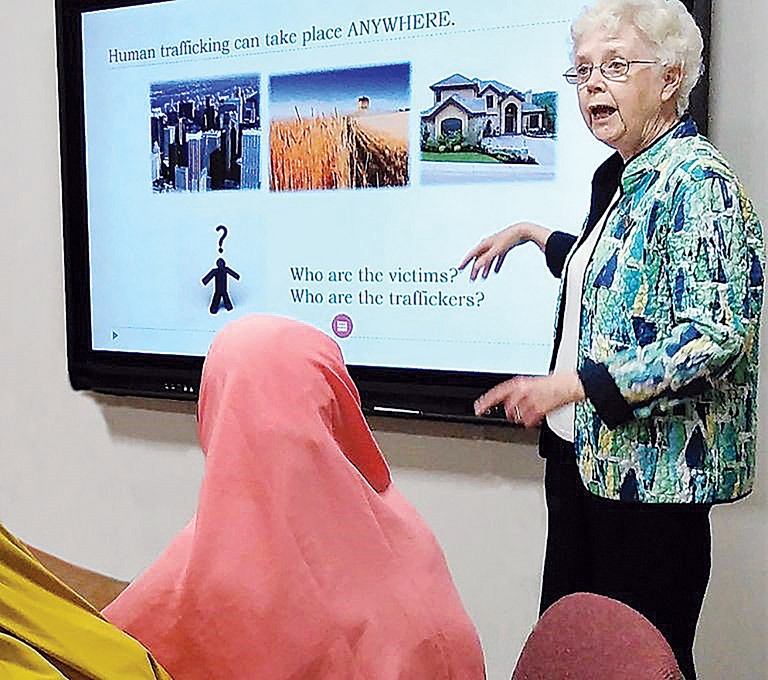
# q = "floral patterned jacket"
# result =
<box><xmin>545</xmin><ymin>116</ymin><xmax>764</xmax><ymax>503</ymax></box>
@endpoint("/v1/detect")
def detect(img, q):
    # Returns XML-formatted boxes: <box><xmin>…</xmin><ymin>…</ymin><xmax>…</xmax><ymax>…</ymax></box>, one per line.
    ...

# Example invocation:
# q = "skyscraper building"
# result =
<box><xmin>202</xmin><ymin>131</ymin><xmax>220</xmax><ymax>175</ymax></box>
<box><xmin>224</xmin><ymin>121</ymin><xmax>238</xmax><ymax>177</ymax></box>
<box><xmin>241</xmin><ymin>129</ymin><xmax>260</xmax><ymax>190</ymax></box>
<box><xmin>162</xmin><ymin>126</ymin><xmax>175</xmax><ymax>163</ymax></box>
<box><xmin>179</xmin><ymin>100</ymin><xmax>194</xmax><ymax>120</ymax></box>
<box><xmin>186</xmin><ymin>131</ymin><xmax>203</xmax><ymax>191</ymax></box>
<box><xmin>220</xmin><ymin>96</ymin><xmax>242</xmax><ymax>124</ymax></box>
<box><xmin>204</xmin><ymin>96</ymin><xmax>216</xmax><ymax>130</ymax></box>
<box><xmin>245</xmin><ymin>92</ymin><xmax>260</xmax><ymax>126</ymax></box>
<box><xmin>150</xmin><ymin>113</ymin><xmax>165</xmax><ymax>147</ymax></box>
<box><xmin>151</xmin><ymin>142</ymin><xmax>162</xmax><ymax>181</ymax></box>
<box><xmin>175</xmin><ymin>165</ymin><xmax>189</xmax><ymax>191</ymax></box>
<box><xmin>209</xmin><ymin>147</ymin><xmax>226</xmax><ymax>190</ymax></box>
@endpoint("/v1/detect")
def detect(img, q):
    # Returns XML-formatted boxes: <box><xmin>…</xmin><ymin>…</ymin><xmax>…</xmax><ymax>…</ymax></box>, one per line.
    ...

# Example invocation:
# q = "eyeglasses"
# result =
<box><xmin>563</xmin><ymin>57</ymin><xmax>658</xmax><ymax>85</ymax></box>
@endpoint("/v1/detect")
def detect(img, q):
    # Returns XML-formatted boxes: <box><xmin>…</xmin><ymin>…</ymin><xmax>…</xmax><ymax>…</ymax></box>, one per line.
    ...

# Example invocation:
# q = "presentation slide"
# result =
<box><xmin>82</xmin><ymin>0</ymin><xmax>610</xmax><ymax>375</ymax></box>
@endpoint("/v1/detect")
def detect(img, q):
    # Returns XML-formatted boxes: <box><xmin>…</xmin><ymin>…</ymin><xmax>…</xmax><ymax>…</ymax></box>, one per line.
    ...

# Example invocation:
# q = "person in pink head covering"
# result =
<box><xmin>103</xmin><ymin>314</ymin><xmax>485</xmax><ymax>680</ymax></box>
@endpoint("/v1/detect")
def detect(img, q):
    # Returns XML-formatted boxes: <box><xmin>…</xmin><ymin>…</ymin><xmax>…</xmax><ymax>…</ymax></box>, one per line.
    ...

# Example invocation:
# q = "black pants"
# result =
<box><xmin>539</xmin><ymin>423</ymin><xmax>712</xmax><ymax>680</ymax></box>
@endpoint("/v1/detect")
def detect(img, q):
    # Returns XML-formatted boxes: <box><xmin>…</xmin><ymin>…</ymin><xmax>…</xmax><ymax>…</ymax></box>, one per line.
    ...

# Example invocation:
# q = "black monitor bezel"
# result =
<box><xmin>56</xmin><ymin>0</ymin><xmax>711</xmax><ymax>420</ymax></box>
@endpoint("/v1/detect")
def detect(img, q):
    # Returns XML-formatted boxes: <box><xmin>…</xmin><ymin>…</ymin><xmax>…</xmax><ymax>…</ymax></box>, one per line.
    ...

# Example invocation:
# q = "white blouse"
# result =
<box><xmin>546</xmin><ymin>190</ymin><xmax>620</xmax><ymax>442</ymax></box>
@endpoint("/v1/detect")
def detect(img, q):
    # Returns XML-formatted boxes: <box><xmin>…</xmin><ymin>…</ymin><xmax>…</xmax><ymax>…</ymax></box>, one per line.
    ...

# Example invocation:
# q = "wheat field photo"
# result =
<box><xmin>270</xmin><ymin>111</ymin><xmax>408</xmax><ymax>191</ymax></box>
<box><xmin>269</xmin><ymin>63</ymin><xmax>410</xmax><ymax>192</ymax></box>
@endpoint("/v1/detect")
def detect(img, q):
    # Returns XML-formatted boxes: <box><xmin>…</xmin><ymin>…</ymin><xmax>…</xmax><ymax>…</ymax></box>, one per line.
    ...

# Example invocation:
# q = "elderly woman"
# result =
<box><xmin>461</xmin><ymin>0</ymin><xmax>764</xmax><ymax>677</ymax></box>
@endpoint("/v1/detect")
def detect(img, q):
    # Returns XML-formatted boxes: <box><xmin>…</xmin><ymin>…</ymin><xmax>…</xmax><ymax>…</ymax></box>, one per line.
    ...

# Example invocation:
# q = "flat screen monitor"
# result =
<box><xmin>57</xmin><ymin>0</ymin><xmax>710</xmax><ymax>420</ymax></box>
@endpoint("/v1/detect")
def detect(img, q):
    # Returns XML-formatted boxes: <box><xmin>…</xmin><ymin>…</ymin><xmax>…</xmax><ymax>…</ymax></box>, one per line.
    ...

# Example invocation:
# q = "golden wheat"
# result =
<box><xmin>270</xmin><ymin>114</ymin><xmax>408</xmax><ymax>191</ymax></box>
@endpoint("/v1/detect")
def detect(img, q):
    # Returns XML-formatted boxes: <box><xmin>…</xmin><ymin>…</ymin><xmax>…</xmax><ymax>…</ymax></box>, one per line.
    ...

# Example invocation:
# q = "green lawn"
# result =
<box><xmin>421</xmin><ymin>151</ymin><xmax>502</xmax><ymax>163</ymax></box>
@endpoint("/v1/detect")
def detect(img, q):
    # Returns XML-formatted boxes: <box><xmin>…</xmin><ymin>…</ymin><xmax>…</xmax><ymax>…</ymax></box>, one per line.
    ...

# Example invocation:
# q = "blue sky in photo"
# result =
<box><xmin>150</xmin><ymin>75</ymin><xmax>260</xmax><ymax>110</ymax></box>
<box><xmin>270</xmin><ymin>63</ymin><xmax>410</xmax><ymax>119</ymax></box>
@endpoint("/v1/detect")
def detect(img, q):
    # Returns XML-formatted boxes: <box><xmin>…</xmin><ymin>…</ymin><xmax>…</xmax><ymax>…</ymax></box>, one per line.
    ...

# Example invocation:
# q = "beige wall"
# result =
<box><xmin>696</xmin><ymin>1</ymin><xmax>768</xmax><ymax>674</ymax></box>
<box><xmin>439</xmin><ymin>85</ymin><xmax>477</xmax><ymax>101</ymax></box>
<box><xmin>433</xmin><ymin>103</ymin><xmax>470</xmax><ymax>139</ymax></box>
<box><xmin>0</xmin><ymin>2</ymin><xmax>764</xmax><ymax>678</ymax></box>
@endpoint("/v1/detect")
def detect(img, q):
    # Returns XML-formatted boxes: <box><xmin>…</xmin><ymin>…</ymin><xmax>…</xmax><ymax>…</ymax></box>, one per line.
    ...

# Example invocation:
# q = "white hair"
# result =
<box><xmin>571</xmin><ymin>0</ymin><xmax>704</xmax><ymax>115</ymax></box>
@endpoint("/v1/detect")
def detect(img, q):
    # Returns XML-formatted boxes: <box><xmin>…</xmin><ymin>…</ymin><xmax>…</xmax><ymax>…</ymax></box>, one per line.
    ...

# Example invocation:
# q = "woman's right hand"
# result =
<box><xmin>458</xmin><ymin>222</ymin><xmax>551</xmax><ymax>280</ymax></box>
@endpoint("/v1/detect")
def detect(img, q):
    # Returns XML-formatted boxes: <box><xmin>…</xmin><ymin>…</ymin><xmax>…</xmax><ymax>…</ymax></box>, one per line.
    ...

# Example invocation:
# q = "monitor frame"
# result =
<box><xmin>56</xmin><ymin>0</ymin><xmax>711</xmax><ymax>421</ymax></box>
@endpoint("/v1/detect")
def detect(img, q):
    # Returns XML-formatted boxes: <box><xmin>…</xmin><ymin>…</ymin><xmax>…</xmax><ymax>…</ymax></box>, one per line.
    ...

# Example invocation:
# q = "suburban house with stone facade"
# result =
<box><xmin>421</xmin><ymin>73</ymin><xmax>548</xmax><ymax>147</ymax></box>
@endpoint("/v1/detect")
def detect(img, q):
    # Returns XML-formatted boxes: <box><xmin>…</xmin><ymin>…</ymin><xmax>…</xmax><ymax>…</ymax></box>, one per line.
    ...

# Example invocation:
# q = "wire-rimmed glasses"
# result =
<box><xmin>563</xmin><ymin>57</ymin><xmax>659</xmax><ymax>85</ymax></box>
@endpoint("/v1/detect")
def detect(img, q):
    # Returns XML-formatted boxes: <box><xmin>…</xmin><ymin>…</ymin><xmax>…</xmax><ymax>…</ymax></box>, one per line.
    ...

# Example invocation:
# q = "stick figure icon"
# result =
<box><xmin>201</xmin><ymin>258</ymin><xmax>241</xmax><ymax>314</ymax></box>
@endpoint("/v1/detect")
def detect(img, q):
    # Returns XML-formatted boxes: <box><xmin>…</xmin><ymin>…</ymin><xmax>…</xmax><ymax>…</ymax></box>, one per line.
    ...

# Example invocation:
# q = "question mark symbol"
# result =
<box><xmin>476</xmin><ymin>291</ymin><xmax>485</xmax><ymax>306</ymax></box>
<box><xmin>449</xmin><ymin>267</ymin><xmax>458</xmax><ymax>283</ymax></box>
<box><xmin>216</xmin><ymin>224</ymin><xmax>228</xmax><ymax>253</ymax></box>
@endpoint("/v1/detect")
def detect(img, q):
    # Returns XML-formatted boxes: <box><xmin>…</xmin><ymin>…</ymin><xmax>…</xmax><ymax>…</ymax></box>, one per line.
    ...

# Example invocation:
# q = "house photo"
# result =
<box><xmin>421</xmin><ymin>73</ymin><xmax>552</xmax><ymax>145</ymax></box>
<box><xmin>419</xmin><ymin>72</ymin><xmax>558</xmax><ymax>185</ymax></box>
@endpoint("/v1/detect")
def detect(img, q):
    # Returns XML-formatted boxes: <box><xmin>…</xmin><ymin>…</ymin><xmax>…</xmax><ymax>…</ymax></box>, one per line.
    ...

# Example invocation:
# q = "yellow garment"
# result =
<box><xmin>0</xmin><ymin>523</ymin><xmax>172</xmax><ymax>679</ymax></box>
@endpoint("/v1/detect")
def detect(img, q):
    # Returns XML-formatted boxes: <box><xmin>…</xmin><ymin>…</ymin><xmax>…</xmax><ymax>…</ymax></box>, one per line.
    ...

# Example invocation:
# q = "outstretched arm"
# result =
<box><xmin>459</xmin><ymin>222</ymin><xmax>552</xmax><ymax>280</ymax></box>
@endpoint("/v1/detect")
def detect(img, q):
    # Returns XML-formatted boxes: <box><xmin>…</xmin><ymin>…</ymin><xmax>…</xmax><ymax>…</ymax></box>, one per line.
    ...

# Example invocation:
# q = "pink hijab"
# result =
<box><xmin>103</xmin><ymin>315</ymin><xmax>485</xmax><ymax>680</ymax></box>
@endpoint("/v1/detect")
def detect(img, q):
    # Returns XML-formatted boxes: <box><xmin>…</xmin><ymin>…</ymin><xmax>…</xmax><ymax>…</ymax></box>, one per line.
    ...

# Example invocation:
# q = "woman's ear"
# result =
<box><xmin>661</xmin><ymin>63</ymin><xmax>683</xmax><ymax>103</ymax></box>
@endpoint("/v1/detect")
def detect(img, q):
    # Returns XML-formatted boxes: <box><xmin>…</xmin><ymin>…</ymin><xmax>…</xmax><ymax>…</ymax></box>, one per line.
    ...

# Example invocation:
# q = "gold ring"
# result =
<box><xmin>514</xmin><ymin>405</ymin><xmax>522</xmax><ymax>423</ymax></box>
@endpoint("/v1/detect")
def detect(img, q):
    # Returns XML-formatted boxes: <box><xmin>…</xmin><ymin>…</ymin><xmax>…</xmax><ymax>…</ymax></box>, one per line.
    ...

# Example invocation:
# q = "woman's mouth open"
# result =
<box><xmin>590</xmin><ymin>104</ymin><xmax>618</xmax><ymax>122</ymax></box>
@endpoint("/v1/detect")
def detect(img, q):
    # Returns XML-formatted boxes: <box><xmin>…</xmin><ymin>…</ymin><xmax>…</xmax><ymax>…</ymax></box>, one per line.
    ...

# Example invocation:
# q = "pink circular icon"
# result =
<box><xmin>331</xmin><ymin>314</ymin><xmax>353</xmax><ymax>338</ymax></box>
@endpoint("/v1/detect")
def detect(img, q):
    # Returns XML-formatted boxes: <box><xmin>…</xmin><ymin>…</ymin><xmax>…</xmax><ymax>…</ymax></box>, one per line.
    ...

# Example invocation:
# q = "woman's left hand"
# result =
<box><xmin>474</xmin><ymin>373</ymin><xmax>586</xmax><ymax>427</ymax></box>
